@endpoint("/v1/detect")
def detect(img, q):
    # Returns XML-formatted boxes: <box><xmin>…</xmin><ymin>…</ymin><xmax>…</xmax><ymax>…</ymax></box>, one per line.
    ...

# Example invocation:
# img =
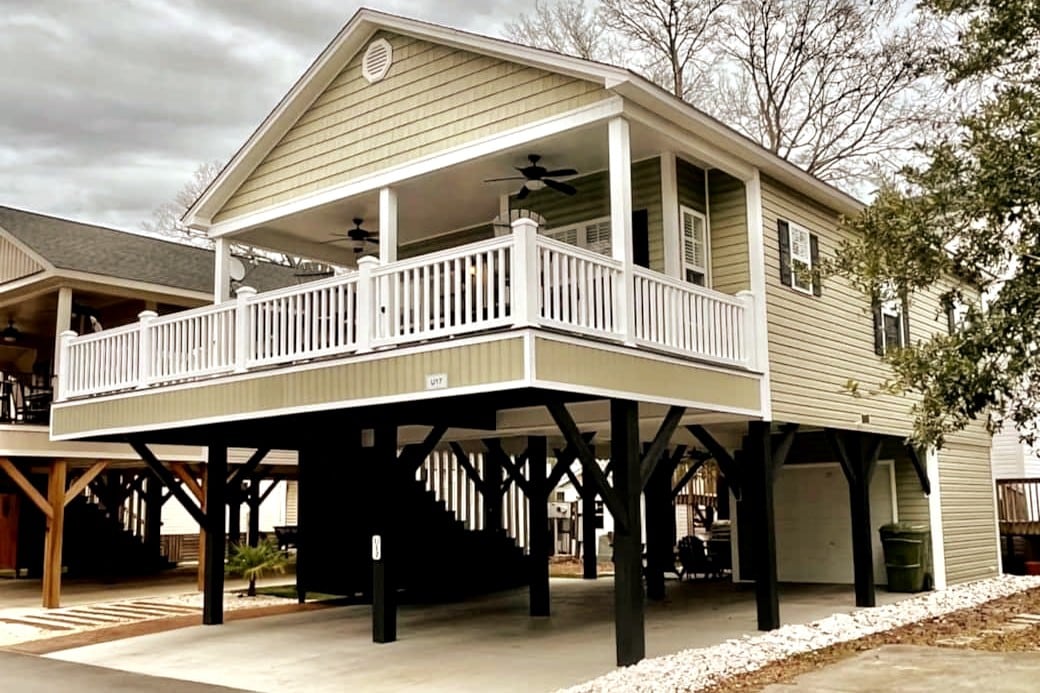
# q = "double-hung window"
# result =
<box><xmin>873</xmin><ymin>284</ymin><xmax>908</xmax><ymax>355</ymax></box>
<box><xmin>680</xmin><ymin>206</ymin><xmax>708</xmax><ymax>286</ymax></box>
<box><xmin>778</xmin><ymin>219</ymin><xmax>821</xmax><ymax>296</ymax></box>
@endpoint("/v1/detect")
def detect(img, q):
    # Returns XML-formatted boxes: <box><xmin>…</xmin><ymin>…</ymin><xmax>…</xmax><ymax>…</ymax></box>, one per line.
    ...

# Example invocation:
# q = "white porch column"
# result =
<box><xmin>926</xmin><ymin>447</ymin><xmax>948</xmax><ymax>590</ymax></box>
<box><xmin>213</xmin><ymin>237</ymin><xmax>232</xmax><ymax>303</ymax></box>
<box><xmin>660</xmin><ymin>152</ymin><xmax>681</xmax><ymax>279</ymax></box>
<box><xmin>608</xmin><ymin>117</ymin><xmax>635</xmax><ymax>345</ymax></box>
<box><xmin>744</xmin><ymin>169</ymin><xmax>772</xmax><ymax>419</ymax></box>
<box><xmin>379</xmin><ymin>187</ymin><xmax>398</xmax><ymax>263</ymax></box>
<box><xmin>52</xmin><ymin>287</ymin><xmax>73</xmax><ymax>387</ymax></box>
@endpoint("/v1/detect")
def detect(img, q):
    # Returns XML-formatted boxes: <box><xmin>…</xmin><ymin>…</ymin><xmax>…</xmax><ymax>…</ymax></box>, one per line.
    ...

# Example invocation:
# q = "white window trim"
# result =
<box><xmin>544</xmin><ymin>215</ymin><xmax>612</xmax><ymax>253</ymax></box>
<box><xmin>679</xmin><ymin>205</ymin><xmax>710</xmax><ymax>287</ymax></box>
<box><xmin>788</xmin><ymin>221</ymin><xmax>814</xmax><ymax>295</ymax></box>
<box><xmin>879</xmin><ymin>283</ymin><xmax>905</xmax><ymax>352</ymax></box>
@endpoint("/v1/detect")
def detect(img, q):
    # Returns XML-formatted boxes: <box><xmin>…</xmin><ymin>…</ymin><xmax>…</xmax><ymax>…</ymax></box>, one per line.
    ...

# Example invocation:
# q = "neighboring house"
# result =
<box><xmin>992</xmin><ymin>429</ymin><xmax>1040</xmax><ymax>480</ymax></box>
<box><xmin>0</xmin><ymin>206</ymin><xmax>296</xmax><ymax>604</ymax></box>
<box><xmin>991</xmin><ymin>429</ymin><xmax>1040</xmax><ymax>572</ymax></box>
<box><xmin>48</xmin><ymin>8</ymin><xmax>999</xmax><ymax>667</ymax></box>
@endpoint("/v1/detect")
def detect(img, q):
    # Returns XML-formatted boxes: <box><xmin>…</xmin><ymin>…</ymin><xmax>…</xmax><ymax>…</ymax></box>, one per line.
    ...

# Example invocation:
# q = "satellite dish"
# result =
<box><xmin>229</xmin><ymin>257</ymin><xmax>246</xmax><ymax>282</ymax></box>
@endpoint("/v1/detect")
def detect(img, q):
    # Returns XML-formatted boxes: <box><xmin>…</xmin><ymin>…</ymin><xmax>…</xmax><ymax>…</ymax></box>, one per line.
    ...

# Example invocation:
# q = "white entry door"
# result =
<box><xmin>773</xmin><ymin>462</ymin><xmax>895</xmax><ymax>585</ymax></box>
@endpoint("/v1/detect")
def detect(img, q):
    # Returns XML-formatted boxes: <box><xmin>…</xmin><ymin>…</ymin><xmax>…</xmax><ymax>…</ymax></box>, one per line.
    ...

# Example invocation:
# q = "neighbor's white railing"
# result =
<box><xmin>58</xmin><ymin>219</ymin><xmax>757</xmax><ymax>400</ymax></box>
<box><xmin>633</xmin><ymin>268</ymin><xmax>753</xmax><ymax>367</ymax></box>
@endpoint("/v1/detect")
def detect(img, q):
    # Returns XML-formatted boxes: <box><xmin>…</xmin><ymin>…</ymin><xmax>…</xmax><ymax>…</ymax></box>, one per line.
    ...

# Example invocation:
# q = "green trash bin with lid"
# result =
<box><xmin>879</xmin><ymin>522</ymin><xmax>930</xmax><ymax>592</ymax></box>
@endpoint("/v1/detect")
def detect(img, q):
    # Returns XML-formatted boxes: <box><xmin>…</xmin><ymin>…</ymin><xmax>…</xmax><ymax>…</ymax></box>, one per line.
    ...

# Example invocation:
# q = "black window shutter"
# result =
<box><xmin>946</xmin><ymin>302</ymin><xmax>957</xmax><ymax>334</ymax></box>
<box><xmin>778</xmin><ymin>220</ymin><xmax>792</xmax><ymax>286</ymax></box>
<box><xmin>901</xmin><ymin>295</ymin><xmax>911</xmax><ymax>346</ymax></box>
<box><xmin>872</xmin><ymin>298</ymin><xmax>884</xmax><ymax>356</ymax></box>
<box><xmin>809</xmin><ymin>233</ymin><xmax>822</xmax><ymax>297</ymax></box>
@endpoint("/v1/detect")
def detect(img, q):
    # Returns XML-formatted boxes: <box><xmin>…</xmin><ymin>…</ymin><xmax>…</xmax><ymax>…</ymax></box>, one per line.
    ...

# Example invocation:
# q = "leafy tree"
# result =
<box><xmin>225</xmin><ymin>538</ymin><xmax>290</xmax><ymax>597</ymax></box>
<box><xmin>832</xmin><ymin>0</ymin><xmax>1040</xmax><ymax>447</ymax></box>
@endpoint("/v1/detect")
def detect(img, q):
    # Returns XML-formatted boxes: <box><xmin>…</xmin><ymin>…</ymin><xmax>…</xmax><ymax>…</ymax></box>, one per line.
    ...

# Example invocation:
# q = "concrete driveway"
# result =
<box><xmin>43</xmin><ymin>578</ymin><xmax>906</xmax><ymax>692</ymax></box>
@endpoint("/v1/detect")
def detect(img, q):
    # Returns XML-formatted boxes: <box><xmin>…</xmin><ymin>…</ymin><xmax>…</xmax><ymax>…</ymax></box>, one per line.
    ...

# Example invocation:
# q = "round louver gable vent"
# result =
<box><xmin>362</xmin><ymin>38</ymin><xmax>393</xmax><ymax>83</ymax></box>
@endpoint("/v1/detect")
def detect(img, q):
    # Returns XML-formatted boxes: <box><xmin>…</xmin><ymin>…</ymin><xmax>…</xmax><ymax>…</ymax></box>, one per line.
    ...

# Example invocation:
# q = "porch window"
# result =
<box><xmin>680</xmin><ymin>206</ymin><xmax>708</xmax><ymax>286</ymax></box>
<box><xmin>544</xmin><ymin>216</ymin><xmax>612</xmax><ymax>255</ymax></box>
<box><xmin>778</xmin><ymin>219</ymin><xmax>821</xmax><ymax>296</ymax></box>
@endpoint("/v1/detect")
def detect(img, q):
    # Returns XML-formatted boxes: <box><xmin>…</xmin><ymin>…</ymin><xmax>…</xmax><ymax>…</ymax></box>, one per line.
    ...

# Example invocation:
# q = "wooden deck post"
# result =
<box><xmin>227</xmin><ymin>480</ymin><xmax>242</xmax><ymax>552</ymax></box>
<box><xmin>527</xmin><ymin>436</ymin><xmax>550</xmax><ymax>617</ymax></box>
<box><xmin>203</xmin><ymin>447</ymin><xmax>227</xmax><ymax>625</ymax></box>
<box><xmin>582</xmin><ymin>489</ymin><xmax>598</xmax><ymax>579</ymax></box>
<box><xmin>42</xmin><ymin>460</ymin><xmax>67</xmax><ymax>609</ymax></box>
<box><xmin>144</xmin><ymin>475</ymin><xmax>163</xmax><ymax>563</ymax></box>
<box><xmin>372</xmin><ymin>425</ymin><xmax>398</xmax><ymax>644</ymax></box>
<box><xmin>483</xmin><ymin>446</ymin><xmax>503</xmax><ymax>534</ymax></box>
<box><xmin>611</xmin><ymin>399</ymin><xmax>645</xmax><ymax>666</ymax></box>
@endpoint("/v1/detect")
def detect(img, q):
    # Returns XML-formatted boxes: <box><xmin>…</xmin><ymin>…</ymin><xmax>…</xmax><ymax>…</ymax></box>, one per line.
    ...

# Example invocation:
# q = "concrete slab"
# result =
<box><xmin>762</xmin><ymin>645</ymin><xmax>1040</xmax><ymax>692</ymax></box>
<box><xmin>0</xmin><ymin>650</ymin><xmax>250</xmax><ymax>692</ymax></box>
<box><xmin>46</xmin><ymin>579</ymin><xmax>908</xmax><ymax>693</ymax></box>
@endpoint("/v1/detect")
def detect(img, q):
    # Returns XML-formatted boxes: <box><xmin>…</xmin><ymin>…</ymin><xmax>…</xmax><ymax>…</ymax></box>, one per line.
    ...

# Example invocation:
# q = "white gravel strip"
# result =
<box><xmin>560</xmin><ymin>575</ymin><xmax>1040</xmax><ymax>693</ymax></box>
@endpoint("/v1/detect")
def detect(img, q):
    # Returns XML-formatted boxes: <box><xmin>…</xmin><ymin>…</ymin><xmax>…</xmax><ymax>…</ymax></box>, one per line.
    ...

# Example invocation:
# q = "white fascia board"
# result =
<box><xmin>612</xmin><ymin>80</ymin><xmax>863</xmax><ymax>216</ymax></box>
<box><xmin>185</xmin><ymin>9</ymin><xmax>624</xmax><ymax>232</ymax></box>
<box><xmin>207</xmin><ymin>96</ymin><xmax>625</xmax><ymax>238</ymax></box>
<box><xmin>54</xmin><ymin>270</ymin><xmax>212</xmax><ymax>303</ymax></box>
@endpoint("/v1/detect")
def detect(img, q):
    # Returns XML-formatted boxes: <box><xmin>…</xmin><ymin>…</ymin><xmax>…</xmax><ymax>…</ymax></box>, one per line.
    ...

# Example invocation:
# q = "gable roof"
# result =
<box><xmin>185</xmin><ymin>7</ymin><xmax>863</xmax><ymax>229</ymax></box>
<box><xmin>0</xmin><ymin>206</ymin><xmax>297</xmax><ymax>296</ymax></box>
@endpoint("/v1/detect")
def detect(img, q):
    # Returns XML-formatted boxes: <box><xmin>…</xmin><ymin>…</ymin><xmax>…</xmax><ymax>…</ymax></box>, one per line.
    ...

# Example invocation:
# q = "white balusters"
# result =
<box><xmin>534</xmin><ymin>235</ymin><xmax>622</xmax><ymax>339</ymax></box>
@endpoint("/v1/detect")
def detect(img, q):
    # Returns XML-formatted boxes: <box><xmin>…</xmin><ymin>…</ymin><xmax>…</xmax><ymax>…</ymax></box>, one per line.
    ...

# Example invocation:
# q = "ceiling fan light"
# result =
<box><xmin>527</xmin><ymin>179</ymin><xmax>546</xmax><ymax>191</ymax></box>
<box><xmin>2</xmin><ymin>320</ymin><xmax>18</xmax><ymax>344</ymax></box>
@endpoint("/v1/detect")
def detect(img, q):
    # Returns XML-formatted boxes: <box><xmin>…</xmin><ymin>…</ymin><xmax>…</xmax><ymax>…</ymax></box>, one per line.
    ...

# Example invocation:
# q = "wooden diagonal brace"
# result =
<box><xmin>547</xmin><ymin>402</ymin><xmax>626</xmax><ymax>532</ymax></box>
<box><xmin>169</xmin><ymin>462</ymin><xmax>204</xmax><ymax>503</ymax></box>
<box><xmin>772</xmin><ymin>424</ymin><xmax>799</xmax><ymax>473</ymax></box>
<box><xmin>0</xmin><ymin>457</ymin><xmax>52</xmax><ymax>519</ymax></box>
<box><xmin>672</xmin><ymin>458</ymin><xmax>707</xmax><ymax>499</ymax></box>
<box><xmin>686</xmin><ymin>424</ymin><xmax>742</xmax><ymax>493</ymax></box>
<box><xmin>227</xmin><ymin>448</ymin><xmax>271</xmax><ymax>488</ymax></box>
<box><xmin>827</xmin><ymin>428</ymin><xmax>855</xmax><ymax>484</ymax></box>
<box><xmin>639</xmin><ymin>406</ymin><xmax>686</xmax><ymax>489</ymax></box>
<box><xmin>257</xmin><ymin>478</ymin><xmax>281</xmax><ymax>505</ymax></box>
<box><xmin>906</xmin><ymin>445</ymin><xmax>931</xmax><ymax>495</ymax></box>
<box><xmin>564</xmin><ymin>467</ymin><xmax>583</xmax><ymax>495</ymax></box>
<box><xmin>449</xmin><ymin>442</ymin><xmax>490</xmax><ymax>495</ymax></box>
<box><xmin>64</xmin><ymin>461</ymin><xmax>111</xmax><ymax>507</ymax></box>
<box><xmin>132</xmin><ymin>442</ymin><xmax>206</xmax><ymax>527</ymax></box>
<box><xmin>549</xmin><ymin>432</ymin><xmax>595</xmax><ymax>492</ymax></box>
<box><xmin>484</xmin><ymin>440</ymin><xmax>531</xmax><ymax>498</ymax></box>
<box><xmin>400</xmin><ymin>425</ymin><xmax>448</xmax><ymax>476</ymax></box>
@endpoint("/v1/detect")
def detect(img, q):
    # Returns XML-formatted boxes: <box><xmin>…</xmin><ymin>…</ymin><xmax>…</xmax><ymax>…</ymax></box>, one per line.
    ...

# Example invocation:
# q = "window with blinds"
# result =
<box><xmin>680</xmin><ymin>206</ymin><xmax>708</xmax><ymax>286</ymax></box>
<box><xmin>544</xmin><ymin>216</ymin><xmax>612</xmax><ymax>255</ymax></box>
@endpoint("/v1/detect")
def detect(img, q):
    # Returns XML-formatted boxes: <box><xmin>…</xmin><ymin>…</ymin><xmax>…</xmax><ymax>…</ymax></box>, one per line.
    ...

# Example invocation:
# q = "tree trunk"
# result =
<box><xmin>248</xmin><ymin>577</ymin><xmax>256</xmax><ymax>597</ymax></box>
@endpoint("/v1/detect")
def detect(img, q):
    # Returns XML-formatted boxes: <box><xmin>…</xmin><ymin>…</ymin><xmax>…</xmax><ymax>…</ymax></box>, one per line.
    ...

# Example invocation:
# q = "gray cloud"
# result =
<box><xmin>0</xmin><ymin>1</ymin><xmax>516</xmax><ymax>230</ymax></box>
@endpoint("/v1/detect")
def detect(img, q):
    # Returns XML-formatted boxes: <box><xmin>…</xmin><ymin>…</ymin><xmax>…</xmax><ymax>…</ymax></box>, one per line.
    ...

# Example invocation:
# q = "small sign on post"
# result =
<box><xmin>425</xmin><ymin>373</ymin><xmax>448</xmax><ymax>390</ymax></box>
<box><xmin>372</xmin><ymin>534</ymin><xmax>382</xmax><ymax>561</ymax></box>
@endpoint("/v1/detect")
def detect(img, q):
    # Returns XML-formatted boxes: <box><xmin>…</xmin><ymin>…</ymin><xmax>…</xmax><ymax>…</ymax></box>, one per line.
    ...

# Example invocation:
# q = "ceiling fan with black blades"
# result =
<box><xmin>323</xmin><ymin>218</ymin><xmax>379</xmax><ymax>248</ymax></box>
<box><xmin>484</xmin><ymin>154</ymin><xmax>578</xmax><ymax>200</ymax></box>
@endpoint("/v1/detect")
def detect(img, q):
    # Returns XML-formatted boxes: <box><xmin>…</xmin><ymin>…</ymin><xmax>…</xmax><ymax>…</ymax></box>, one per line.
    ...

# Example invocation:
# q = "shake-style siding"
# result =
<box><xmin>215</xmin><ymin>32</ymin><xmax>608</xmax><ymax>222</ymax></box>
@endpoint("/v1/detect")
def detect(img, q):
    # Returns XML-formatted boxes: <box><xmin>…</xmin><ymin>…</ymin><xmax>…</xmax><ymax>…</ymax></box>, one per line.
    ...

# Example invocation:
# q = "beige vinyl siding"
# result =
<box><xmin>676</xmin><ymin>158</ymin><xmax>706</xmax><ymax>212</ymax></box>
<box><xmin>893</xmin><ymin>453</ymin><xmax>930</xmax><ymax>526</ymax></box>
<box><xmin>940</xmin><ymin>431</ymin><xmax>1000</xmax><ymax>584</ymax></box>
<box><xmin>285</xmin><ymin>480</ymin><xmax>298</xmax><ymax>524</ymax></box>
<box><xmin>215</xmin><ymin>32</ymin><xmax>607</xmax><ymax>222</ymax></box>
<box><xmin>764</xmin><ymin>176</ymin><xmax>944</xmax><ymax>435</ymax></box>
<box><xmin>0</xmin><ymin>235</ymin><xmax>44</xmax><ymax>284</ymax></box>
<box><xmin>514</xmin><ymin>158</ymin><xmax>665</xmax><ymax>273</ymax></box>
<box><xmin>990</xmin><ymin>430</ymin><xmax>1026</xmax><ymax>479</ymax></box>
<box><xmin>399</xmin><ymin>224</ymin><xmax>494</xmax><ymax>259</ymax></box>
<box><xmin>707</xmin><ymin>170</ymin><xmax>749</xmax><ymax>294</ymax></box>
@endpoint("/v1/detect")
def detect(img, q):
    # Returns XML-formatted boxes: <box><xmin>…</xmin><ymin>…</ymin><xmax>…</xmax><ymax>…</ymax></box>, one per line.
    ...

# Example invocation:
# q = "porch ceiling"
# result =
<box><xmin>232</xmin><ymin>120</ymin><xmax>703</xmax><ymax>263</ymax></box>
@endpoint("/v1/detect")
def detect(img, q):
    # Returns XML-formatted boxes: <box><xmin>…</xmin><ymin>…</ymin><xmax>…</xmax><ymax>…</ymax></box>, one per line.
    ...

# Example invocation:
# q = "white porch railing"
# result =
<box><xmin>59</xmin><ymin>219</ymin><xmax>757</xmax><ymax>400</ymax></box>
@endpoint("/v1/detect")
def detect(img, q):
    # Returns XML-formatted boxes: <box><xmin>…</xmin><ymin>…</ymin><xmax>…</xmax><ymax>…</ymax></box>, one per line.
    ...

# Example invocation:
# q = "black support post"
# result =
<box><xmin>716</xmin><ymin>474</ymin><xmax>730</xmax><ymax>521</ymax></box>
<box><xmin>372</xmin><ymin>425</ymin><xmax>398</xmax><ymax>644</ymax></box>
<box><xmin>227</xmin><ymin>486</ymin><xmax>241</xmax><ymax>552</ymax></box>
<box><xmin>582</xmin><ymin>490</ymin><xmax>598</xmax><ymax>579</ymax></box>
<box><xmin>247</xmin><ymin>479</ymin><xmax>261</xmax><ymax>548</ymax></box>
<box><xmin>203</xmin><ymin>446</ymin><xmax>227</xmax><ymax>626</ymax></box>
<box><xmin>143</xmin><ymin>475</ymin><xmax>163</xmax><ymax>562</ymax></box>
<box><xmin>746</xmin><ymin>421</ymin><xmax>779</xmax><ymax>631</ymax></box>
<box><xmin>829</xmin><ymin>430</ymin><xmax>881</xmax><ymax>609</ymax></box>
<box><xmin>527</xmin><ymin>436</ymin><xmax>550</xmax><ymax>617</ymax></box>
<box><xmin>611</xmin><ymin>399</ymin><xmax>645</xmax><ymax>667</ymax></box>
<box><xmin>644</xmin><ymin>452</ymin><xmax>674</xmax><ymax>601</ymax></box>
<box><xmin>483</xmin><ymin>447</ymin><xmax>503</xmax><ymax>533</ymax></box>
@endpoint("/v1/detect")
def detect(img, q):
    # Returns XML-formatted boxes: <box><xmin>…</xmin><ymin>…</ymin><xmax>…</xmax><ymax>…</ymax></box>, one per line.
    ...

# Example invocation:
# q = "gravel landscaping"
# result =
<box><xmin>560</xmin><ymin>575</ymin><xmax>1040</xmax><ymax>693</ymax></box>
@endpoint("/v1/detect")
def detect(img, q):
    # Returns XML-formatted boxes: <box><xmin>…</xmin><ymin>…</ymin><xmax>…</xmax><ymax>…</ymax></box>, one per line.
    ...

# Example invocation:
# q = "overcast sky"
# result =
<box><xmin>0</xmin><ymin>1</ymin><xmax>515</xmax><ymax>231</ymax></box>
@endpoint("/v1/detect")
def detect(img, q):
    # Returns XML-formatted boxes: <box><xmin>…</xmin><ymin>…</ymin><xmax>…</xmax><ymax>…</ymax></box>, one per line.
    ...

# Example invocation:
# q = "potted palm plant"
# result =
<box><xmin>225</xmin><ymin>538</ymin><xmax>289</xmax><ymax>597</ymax></box>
